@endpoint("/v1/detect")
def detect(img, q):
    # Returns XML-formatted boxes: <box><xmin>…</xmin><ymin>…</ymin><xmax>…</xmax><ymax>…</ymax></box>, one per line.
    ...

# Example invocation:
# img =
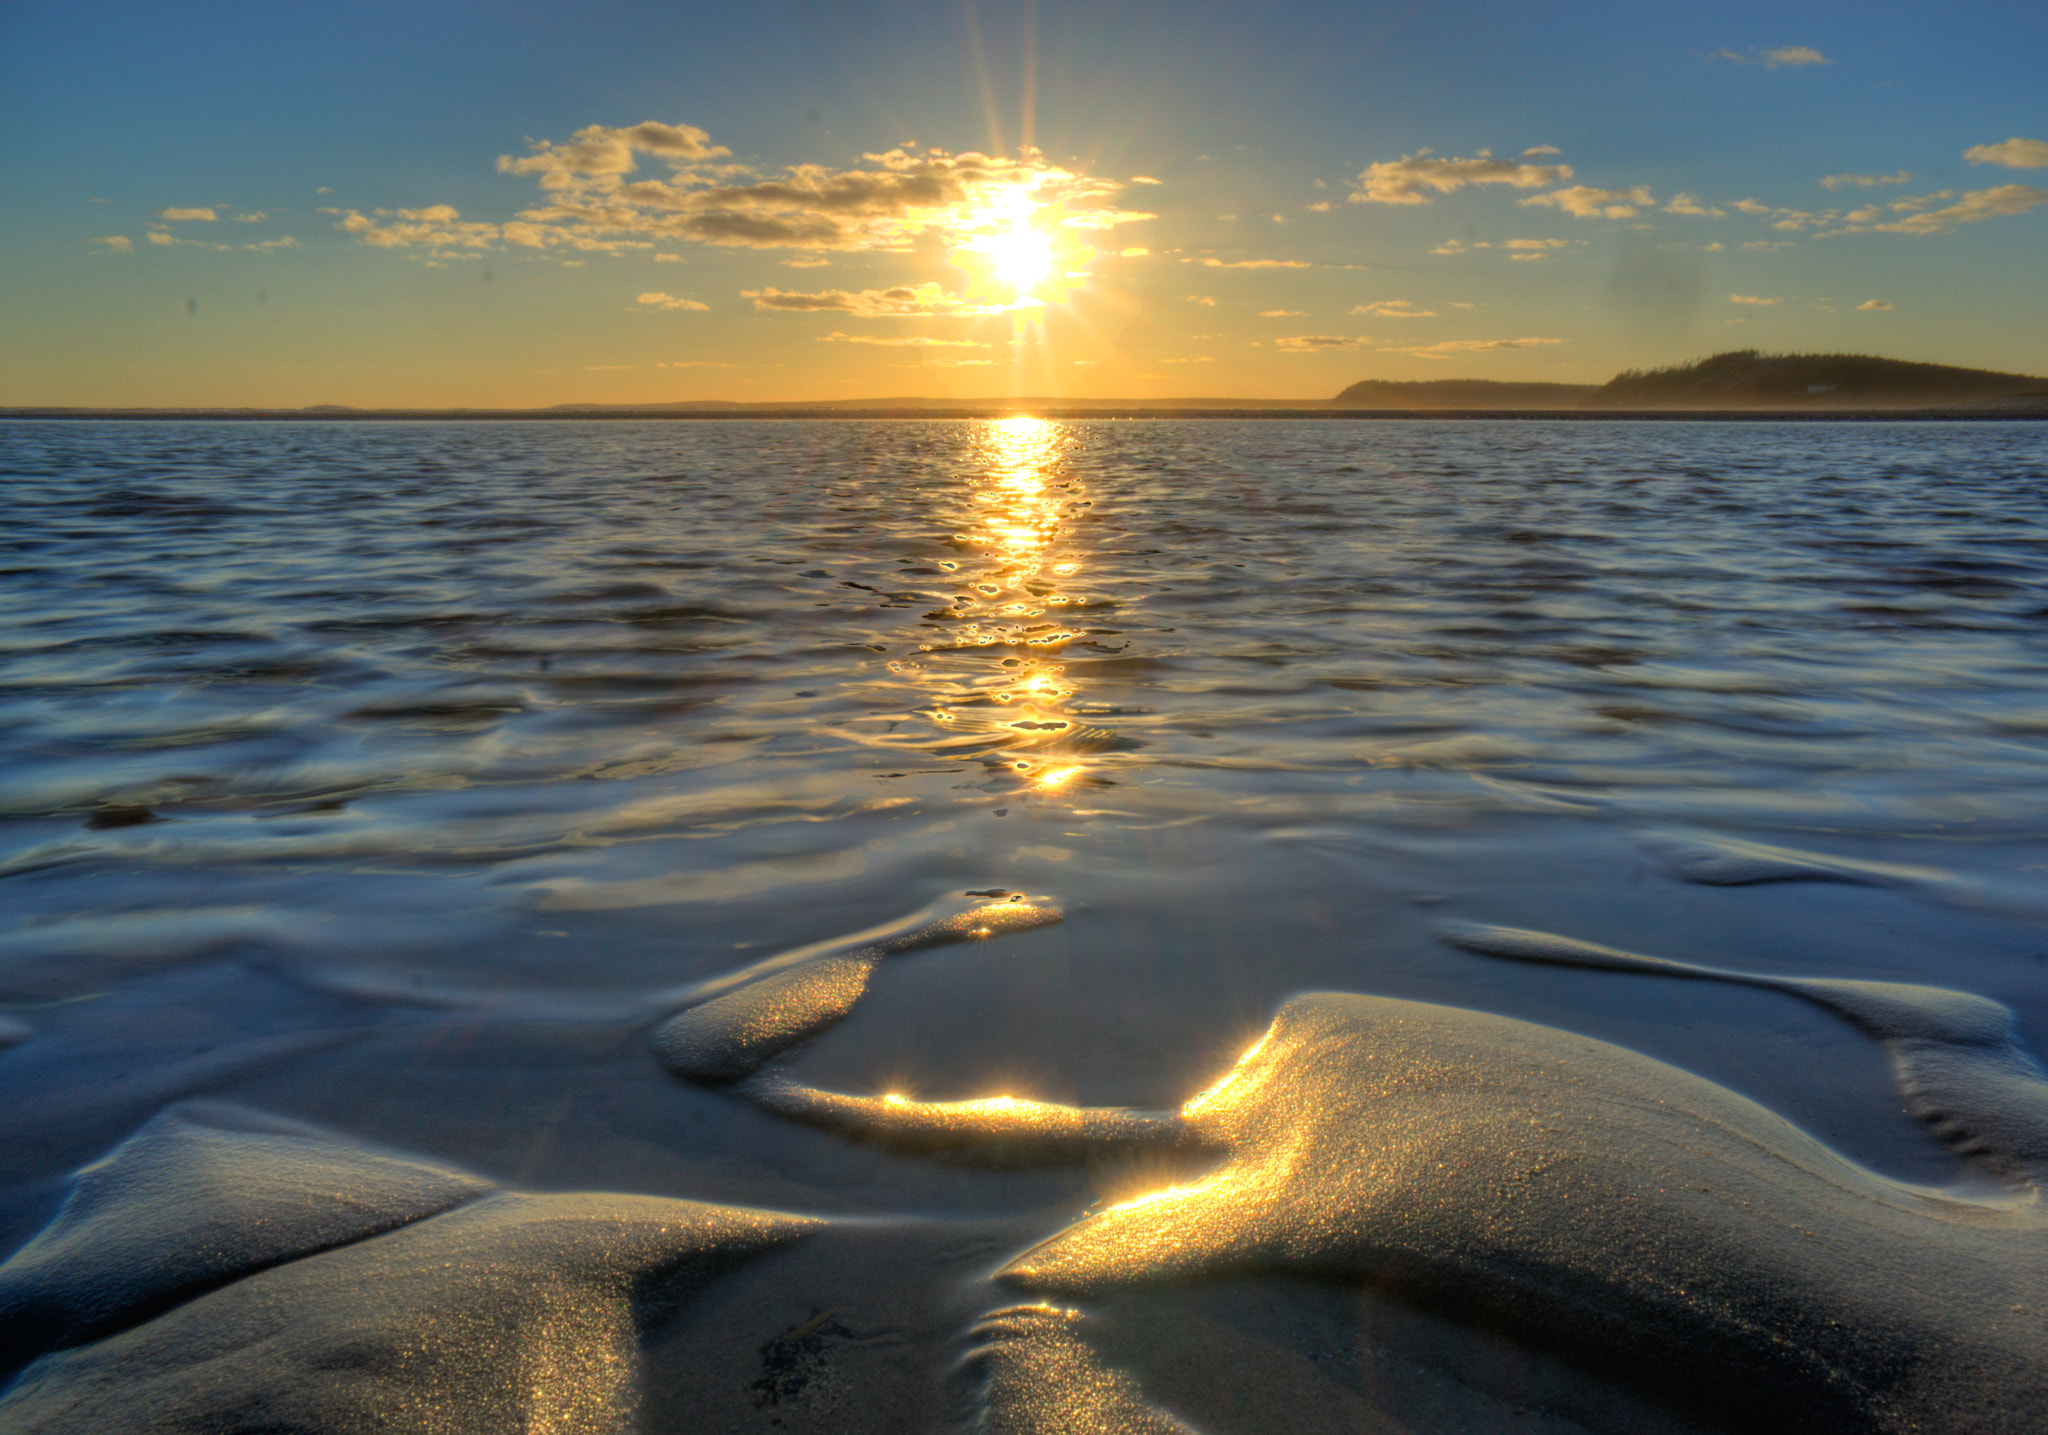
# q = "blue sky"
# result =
<box><xmin>3</xmin><ymin>0</ymin><xmax>2043</xmax><ymax>404</ymax></box>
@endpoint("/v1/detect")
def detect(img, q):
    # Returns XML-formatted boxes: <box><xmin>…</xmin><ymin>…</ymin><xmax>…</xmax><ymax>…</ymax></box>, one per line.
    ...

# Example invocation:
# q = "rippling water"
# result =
<box><xmin>4</xmin><ymin>417</ymin><xmax>2048</xmax><ymax>1426</ymax></box>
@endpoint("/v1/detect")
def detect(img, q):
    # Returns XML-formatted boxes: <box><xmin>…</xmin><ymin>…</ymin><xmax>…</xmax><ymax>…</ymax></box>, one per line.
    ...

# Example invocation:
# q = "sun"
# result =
<box><xmin>985</xmin><ymin>221</ymin><xmax>1055</xmax><ymax>293</ymax></box>
<box><xmin>949</xmin><ymin>188</ymin><xmax>1094</xmax><ymax>315</ymax></box>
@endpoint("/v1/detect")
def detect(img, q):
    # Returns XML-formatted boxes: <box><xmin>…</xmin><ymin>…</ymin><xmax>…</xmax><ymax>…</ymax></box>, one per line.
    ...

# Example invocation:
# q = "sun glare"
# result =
<box><xmin>950</xmin><ymin>188</ymin><xmax>1094</xmax><ymax>316</ymax></box>
<box><xmin>987</xmin><ymin>222</ymin><xmax>1054</xmax><ymax>293</ymax></box>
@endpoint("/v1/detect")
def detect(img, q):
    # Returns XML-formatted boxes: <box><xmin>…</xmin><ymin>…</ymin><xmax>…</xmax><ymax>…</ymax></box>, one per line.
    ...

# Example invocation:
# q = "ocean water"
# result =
<box><xmin>3</xmin><ymin>416</ymin><xmax>2047</xmax><ymax>1429</ymax></box>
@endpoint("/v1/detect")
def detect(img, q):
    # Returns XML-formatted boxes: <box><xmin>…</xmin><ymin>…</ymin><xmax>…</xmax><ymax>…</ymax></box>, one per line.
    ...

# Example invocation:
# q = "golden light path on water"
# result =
<box><xmin>894</xmin><ymin>414</ymin><xmax>1110</xmax><ymax>800</ymax></box>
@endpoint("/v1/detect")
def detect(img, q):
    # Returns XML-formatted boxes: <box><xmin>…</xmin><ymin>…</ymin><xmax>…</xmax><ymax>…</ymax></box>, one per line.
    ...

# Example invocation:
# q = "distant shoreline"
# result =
<box><xmin>5</xmin><ymin>406</ymin><xmax>2045</xmax><ymax>423</ymax></box>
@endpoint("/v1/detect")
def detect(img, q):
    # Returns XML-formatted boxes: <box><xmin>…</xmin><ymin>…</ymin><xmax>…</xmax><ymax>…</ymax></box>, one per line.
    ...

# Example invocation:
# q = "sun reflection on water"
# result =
<box><xmin>886</xmin><ymin>415</ymin><xmax>1118</xmax><ymax>798</ymax></box>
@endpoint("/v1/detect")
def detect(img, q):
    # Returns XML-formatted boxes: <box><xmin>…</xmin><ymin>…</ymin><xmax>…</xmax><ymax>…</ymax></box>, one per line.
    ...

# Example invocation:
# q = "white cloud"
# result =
<box><xmin>335</xmin><ymin>206</ymin><xmax>510</xmax><ymax>251</ymax></box>
<box><xmin>1741</xmin><ymin>240</ymin><xmax>1793</xmax><ymax>250</ymax></box>
<box><xmin>1351</xmin><ymin>299</ymin><xmax>1436</xmax><ymax>317</ymax></box>
<box><xmin>1887</xmin><ymin>191</ymin><xmax>1957</xmax><ymax>213</ymax></box>
<box><xmin>741</xmin><ymin>282</ymin><xmax>1013</xmax><ymax>317</ymax></box>
<box><xmin>1964</xmin><ymin>137</ymin><xmax>2048</xmax><ymax>169</ymax></box>
<box><xmin>1713</xmin><ymin>46</ymin><xmax>1830</xmax><ymax>68</ymax></box>
<box><xmin>1391</xmin><ymin>337</ymin><xmax>1563</xmax><ymax>355</ymax></box>
<box><xmin>1429</xmin><ymin>238</ymin><xmax>1491</xmax><ymax>254</ymax></box>
<box><xmin>1663</xmin><ymin>193</ymin><xmax>1726</xmax><ymax>216</ymax></box>
<box><xmin>1130</xmin><ymin>175</ymin><xmax>1163</xmax><ymax>185</ymax></box>
<box><xmin>340</xmin><ymin>126</ymin><xmax>1149</xmax><ymax>260</ymax></box>
<box><xmin>231</xmin><ymin>211</ymin><xmax>270</xmax><ymax>222</ymax></box>
<box><xmin>156</xmin><ymin>207</ymin><xmax>217</xmax><ymax>222</ymax></box>
<box><xmin>1506</xmin><ymin>237</ymin><xmax>1570</xmax><ymax>249</ymax></box>
<box><xmin>1183</xmin><ymin>257</ymin><xmax>1311</xmax><ymax>268</ymax></box>
<box><xmin>1351</xmin><ymin>149</ymin><xmax>1572</xmax><ymax>205</ymax></box>
<box><xmin>1277</xmin><ymin>335</ymin><xmax>1368</xmax><ymax>350</ymax></box>
<box><xmin>1258</xmin><ymin>309</ymin><xmax>1306</xmax><ymax>316</ymax></box>
<box><xmin>1857</xmin><ymin>299</ymin><xmax>1895</xmax><ymax>311</ymax></box>
<box><xmin>1728</xmin><ymin>293</ymin><xmax>1779</xmax><ymax>304</ymax></box>
<box><xmin>653</xmin><ymin>252</ymin><xmax>682</xmax><ymax>262</ymax></box>
<box><xmin>146</xmin><ymin>230</ymin><xmax>181</xmax><ymax>247</ymax></box>
<box><xmin>243</xmin><ymin>236</ymin><xmax>298</xmax><ymax>252</ymax></box>
<box><xmin>89</xmin><ymin>235</ymin><xmax>133</xmax><ymax>253</ymax></box>
<box><xmin>512</xmin><ymin>136</ymin><xmax>1144</xmax><ymax>252</ymax></box>
<box><xmin>1861</xmin><ymin>184</ymin><xmax>2048</xmax><ymax>234</ymax></box>
<box><xmin>1521</xmin><ymin>185</ymin><xmax>1653</xmax><ymax>219</ymax></box>
<box><xmin>817</xmin><ymin>331</ymin><xmax>986</xmax><ymax>347</ymax></box>
<box><xmin>498</xmin><ymin>121</ymin><xmax>730</xmax><ymax>189</ymax></box>
<box><xmin>637</xmin><ymin>291</ymin><xmax>709</xmax><ymax>310</ymax></box>
<box><xmin>1522</xmin><ymin>145</ymin><xmax>1562</xmax><ymax>157</ymax></box>
<box><xmin>1819</xmin><ymin>170</ymin><xmax>1913</xmax><ymax>190</ymax></box>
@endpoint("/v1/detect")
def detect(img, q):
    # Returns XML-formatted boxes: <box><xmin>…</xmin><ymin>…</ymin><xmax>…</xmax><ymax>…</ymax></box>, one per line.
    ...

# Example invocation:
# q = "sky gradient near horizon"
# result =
<box><xmin>3</xmin><ymin>0</ymin><xmax>2044</xmax><ymax>407</ymax></box>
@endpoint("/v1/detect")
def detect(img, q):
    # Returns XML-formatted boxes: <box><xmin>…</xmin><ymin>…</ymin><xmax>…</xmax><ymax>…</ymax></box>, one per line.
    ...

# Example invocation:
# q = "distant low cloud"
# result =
<box><xmin>1819</xmin><ymin>170</ymin><xmax>1913</xmax><ymax>190</ymax></box>
<box><xmin>1351</xmin><ymin>299</ymin><xmax>1436</xmax><ymax>317</ymax></box>
<box><xmin>1864</xmin><ymin>184</ymin><xmax>2048</xmax><ymax>234</ymax></box>
<box><xmin>156</xmin><ymin>207</ymin><xmax>218</xmax><ymax>222</ymax></box>
<box><xmin>636</xmin><ymin>291</ymin><xmax>709</xmax><ymax>310</ymax></box>
<box><xmin>818</xmin><ymin>331</ymin><xmax>985</xmax><ymax>346</ymax></box>
<box><xmin>334</xmin><ymin>205</ymin><xmax>543</xmax><ymax>253</ymax></box>
<box><xmin>1811</xmin><ymin>184</ymin><xmax>2048</xmax><ymax>236</ymax></box>
<box><xmin>243</xmin><ymin>236</ymin><xmax>298</xmax><ymax>253</ymax></box>
<box><xmin>1393</xmin><ymin>337</ymin><xmax>1562</xmax><ymax>355</ymax></box>
<box><xmin>1277</xmin><ymin>335</ymin><xmax>1368</xmax><ymax>350</ymax></box>
<box><xmin>1712</xmin><ymin>46</ymin><xmax>1830</xmax><ymax>68</ymax></box>
<box><xmin>89</xmin><ymin>235</ymin><xmax>133</xmax><ymax>253</ymax></box>
<box><xmin>1857</xmin><ymin>299</ymin><xmax>1895</xmax><ymax>311</ymax></box>
<box><xmin>231</xmin><ymin>211</ymin><xmax>270</xmax><ymax>223</ymax></box>
<box><xmin>1728</xmin><ymin>293</ymin><xmax>1779</xmax><ymax>304</ymax></box>
<box><xmin>499</xmin><ymin>121</ymin><xmax>729</xmax><ymax>189</ymax></box>
<box><xmin>1258</xmin><ymin>309</ymin><xmax>1306</xmax><ymax>316</ymax></box>
<box><xmin>1521</xmin><ymin>145</ymin><xmax>1561</xmax><ymax>157</ymax></box>
<box><xmin>1965</xmin><ymin>137</ymin><xmax>2048</xmax><ymax>169</ymax></box>
<box><xmin>1663</xmin><ymin>193</ymin><xmax>1727</xmax><ymax>216</ymax></box>
<box><xmin>1505</xmin><ymin>238</ymin><xmax>1569</xmax><ymax>249</ymax></box>
<box><xmin>1429</xmin><ymin>238</ymin><xmax>1490</xmax><ymax>255</ymax></box>
<box><xmin>1183</xmin><ymin>256</ymin><xmax>1311</xmax><ymax>268</ymax></box>
<box><xmin>1521</xmin><ymin>185</ymin><xmax>1653</xmax><ymax>219</ymax></box>
<box><xmin>1351</xmin><ymin>149</ymin><xmax>1572</xmax><ymax>205</ymax></box>
<box><xmin>146</xmin><ymin>230</ymin><xmax>183</xmax><ymax>247</ymax></box>
<box><xmin>1130</xmin><ymin>175</ymin><xmax>1163</xmax><ymax>185</ymax></box>
<box><xmin>741</xmin><ymin>282</ymin><xmax>1011</xmax><ymax>317</ymax></box>
<box><xmin>1185</xmin><ymin>294</ymin><xmax>1216</xmax><ymax>306</ymax></box>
